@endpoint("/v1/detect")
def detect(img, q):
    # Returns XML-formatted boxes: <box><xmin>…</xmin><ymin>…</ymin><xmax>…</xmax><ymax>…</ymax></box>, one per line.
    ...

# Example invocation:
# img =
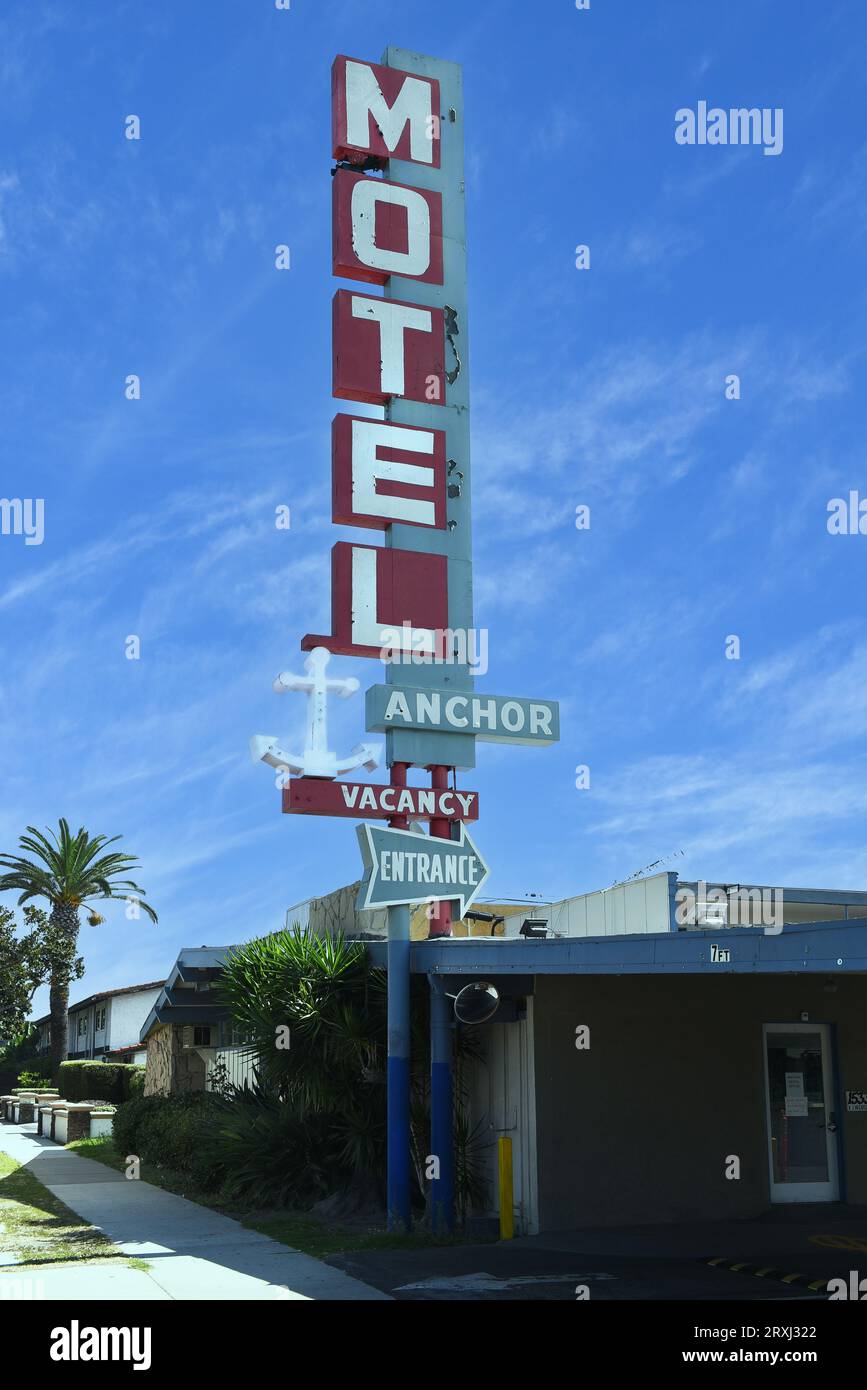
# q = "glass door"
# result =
<box><xmin>763</xmin><ymin>1023</ymin><xmax>839</xmax><ymax>1203</ymax></box>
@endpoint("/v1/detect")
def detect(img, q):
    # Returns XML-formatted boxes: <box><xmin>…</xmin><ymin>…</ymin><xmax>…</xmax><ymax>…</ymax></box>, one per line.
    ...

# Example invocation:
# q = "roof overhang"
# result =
<box><xmin>140</xmin><ymin>947</ymin><xmax>237</xmax><ymax>1041</ymax></box>
<box><xmin>364</xmin><ymin>919</ymin><xmax>867</xmax><ymax>977</ymax></box>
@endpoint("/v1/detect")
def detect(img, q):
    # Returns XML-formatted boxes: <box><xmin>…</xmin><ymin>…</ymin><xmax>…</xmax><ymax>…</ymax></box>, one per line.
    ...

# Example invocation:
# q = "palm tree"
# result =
<box><xmin>0</xmin><ymin>820</ymin><xmax>157</xmax><ymax>1082</ymax></box>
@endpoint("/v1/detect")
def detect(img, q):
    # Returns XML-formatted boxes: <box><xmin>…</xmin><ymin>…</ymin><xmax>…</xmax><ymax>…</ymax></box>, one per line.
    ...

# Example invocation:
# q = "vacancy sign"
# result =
<box><xmin>286</xmin><ymin>779</ymin><xmax>479</xmax><ymax>821</ymax></box>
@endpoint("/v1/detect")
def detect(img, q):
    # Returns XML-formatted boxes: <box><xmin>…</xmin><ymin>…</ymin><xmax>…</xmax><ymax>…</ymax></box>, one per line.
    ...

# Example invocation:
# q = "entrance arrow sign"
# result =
<box><xmin>356</xmin><ymin>821</ymin><xmax>489</xmax><ymax>917</ymax></box>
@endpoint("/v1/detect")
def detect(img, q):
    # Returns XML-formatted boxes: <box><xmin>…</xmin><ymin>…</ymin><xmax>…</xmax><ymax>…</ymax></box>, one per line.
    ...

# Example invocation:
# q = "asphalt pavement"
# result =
<box><xmin>325</xmin><ymin>1205</ymin><xmax>867</xmax><ymax>1301</ymax></box>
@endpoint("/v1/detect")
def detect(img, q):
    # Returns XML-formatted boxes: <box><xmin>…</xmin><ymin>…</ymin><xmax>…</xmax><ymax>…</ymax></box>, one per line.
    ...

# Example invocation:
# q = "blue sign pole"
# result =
<box><xmin>380</xmin><ymin>47</ymin><xmax>473</xmax><ymax>1239</ymax></box>
<box><xmin>386</xmin><ymin>902</ymin><xmax>412</xmax><ymax>1232</ymax></box>
<box><xmin>429</xmin><ymin>975</ymin><xmax>455</xmax><ymax>1235</ymax></box>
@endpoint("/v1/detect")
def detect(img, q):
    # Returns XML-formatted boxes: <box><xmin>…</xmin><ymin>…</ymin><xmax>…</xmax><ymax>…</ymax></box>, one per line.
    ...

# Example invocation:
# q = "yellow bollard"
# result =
<box><xmin>498</xmin><ymin>1136</ymin><xmax>514</xmax><ymax>1240</ymax></box>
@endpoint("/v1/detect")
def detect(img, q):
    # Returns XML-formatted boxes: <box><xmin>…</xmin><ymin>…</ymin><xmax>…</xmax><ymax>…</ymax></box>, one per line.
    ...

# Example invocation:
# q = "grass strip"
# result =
<box><xmin>0</xmin><ymin>1149</ymin><xmax>118</xmax><ymax>1269</ymax></box>
<box><xmin>67</xmin><ymin>1138</ymin><xmax>489</xmax><ymax>1256</ymax></box>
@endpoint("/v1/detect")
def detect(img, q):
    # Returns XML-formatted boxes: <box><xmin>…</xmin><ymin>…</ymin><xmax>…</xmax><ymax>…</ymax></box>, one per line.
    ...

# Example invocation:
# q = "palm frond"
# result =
<box><xmin>0</xmin><ymin>821</ymin><xmax>158</xmax><ymax>922</ymax></box>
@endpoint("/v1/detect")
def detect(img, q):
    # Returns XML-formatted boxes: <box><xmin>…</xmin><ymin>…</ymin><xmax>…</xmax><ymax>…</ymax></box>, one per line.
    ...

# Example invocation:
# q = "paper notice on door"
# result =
<box><xmin>785</xmin><ymin>1096</ymin><xmax>809</xmax><ymax>1117</ymax></box>
<box><xmin>785</xmin><ymin>1072</ymin><xmax>805</xmax><ymax>1099</ymax></box>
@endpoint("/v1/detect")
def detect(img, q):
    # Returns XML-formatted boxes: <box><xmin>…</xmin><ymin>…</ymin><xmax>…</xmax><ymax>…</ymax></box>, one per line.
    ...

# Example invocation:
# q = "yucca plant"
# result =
<box><xmin>212</xmin><ymin>1085</ymin><xmax>335</xmax><ymax>1205</ymax></box>
<box><xmin>0</xmin><ymin>819</ymin><xmax>157</xmax><ymax>1081</ymax></box>
<box><xmin>218</xmin><ymin>924</ymin><xmax>489</xmax><ymax>1221</ymax></box>
<box><xmin>217</xmin><ymin>928</ymin><xmax>388</xmax><ymax>1200</ymax></box>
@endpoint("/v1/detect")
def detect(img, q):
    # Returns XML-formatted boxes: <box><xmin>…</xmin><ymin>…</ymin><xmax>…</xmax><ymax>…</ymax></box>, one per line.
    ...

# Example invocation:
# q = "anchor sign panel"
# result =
<box><xmin>356</xmin><ymin>822</ymin><xmax>489</xmax><ymax>917</ymax></box>
<box><xmin>366</xmin><ymin>683</ymin><xmax>559</xmax><ymax>746</ymax></box>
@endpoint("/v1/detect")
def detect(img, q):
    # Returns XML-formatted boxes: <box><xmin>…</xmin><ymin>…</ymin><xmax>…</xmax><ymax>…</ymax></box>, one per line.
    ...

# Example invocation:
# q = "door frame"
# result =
<box><xmin>762</xmin><ymin>1022</ymin><xmax>840</xmax><ymax>1204</ymax></box>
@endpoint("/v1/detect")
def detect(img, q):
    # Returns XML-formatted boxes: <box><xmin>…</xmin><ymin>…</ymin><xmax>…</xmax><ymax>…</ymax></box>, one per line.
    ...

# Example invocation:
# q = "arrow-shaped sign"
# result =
<box><xmin>356</xmin><ymin>822</ymin><xmax>490</xmax><ymax>918</ymax></box>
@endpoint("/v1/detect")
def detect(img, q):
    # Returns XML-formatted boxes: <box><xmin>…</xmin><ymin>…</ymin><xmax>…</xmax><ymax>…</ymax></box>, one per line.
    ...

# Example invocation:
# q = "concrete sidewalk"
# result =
<box><xmin>0</xmin><ymin>1124</ymin><xmax>390</xmax><ymax>1301</ymax></box>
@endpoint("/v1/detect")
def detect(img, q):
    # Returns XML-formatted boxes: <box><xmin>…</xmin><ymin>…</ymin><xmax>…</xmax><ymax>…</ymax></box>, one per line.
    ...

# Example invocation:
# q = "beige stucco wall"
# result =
<box><xmin>144</xmin><ymin>1024</ymin><xmax>207</xmax><ymax>1097</ymax></box>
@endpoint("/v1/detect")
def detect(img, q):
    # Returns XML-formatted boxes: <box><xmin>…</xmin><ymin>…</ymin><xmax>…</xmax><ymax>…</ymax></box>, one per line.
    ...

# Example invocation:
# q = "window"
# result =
<box><xmin>219</xmin><ymin>1021</ymin><xmax>252</xmax><ymax>1047</ymax></box>
<box><xmin>77</xmin><ymin>1016</ymin><xmax>87</xmax><ymax>1037</ymax></box>
<box><xmin>193</xmin><ymin>1026</ymin><xmax>212</xmax><ymax>1047</ymax></box>
<box><xmin>95</xmin><ymin>1007</ymin><xmax>106</xmax><ymax>1031</ymax></box>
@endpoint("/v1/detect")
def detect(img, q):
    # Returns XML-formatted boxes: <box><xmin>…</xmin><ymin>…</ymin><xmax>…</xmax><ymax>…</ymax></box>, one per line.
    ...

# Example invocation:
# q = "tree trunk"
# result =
<box><xmin>48</xmin><ymin>902</ymin><xmax>80</xmax><ymax>1086</ymax></box>
<box><xmin>48</xmin><ymin>975</ymin><xmax>68</xmax><ymax>1086</ymax></box>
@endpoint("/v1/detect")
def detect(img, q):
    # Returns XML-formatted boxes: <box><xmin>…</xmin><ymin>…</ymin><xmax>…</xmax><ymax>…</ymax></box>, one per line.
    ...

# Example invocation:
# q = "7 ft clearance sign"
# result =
<box><xmin>303</xmin><ymin>50</ymin><xmax>459</xmax><ymax>704</ymax></box>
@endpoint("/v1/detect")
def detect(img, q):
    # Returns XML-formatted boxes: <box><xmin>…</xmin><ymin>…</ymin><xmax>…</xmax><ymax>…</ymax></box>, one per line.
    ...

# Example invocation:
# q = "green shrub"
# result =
<box><xmin>111</xmin><ymin>1094</ymin><xmax>156</xmax><ymax>1156</ymax></box>
<box><xmin>59</xmin><ymin>1061</ymin><xmax>126</xmax><ymax>1103</ymax></box>
<box><xmin>210</xmin><ymin>1087</ymin><xmax>338</xmax><ymax>1206</ymax></box>
<box><xmin>112</xmin><ymin>1093</ymin><xmax>226</xmax><ymax>1191</ymax></box>
<box><xmin>17</xmin><ymin>1070</ymin><xmax>51</xmax><ymax>1088</ymax></box>
<box><xmin>124</xmin><ymin>1067</ymin><xmax>145</xmax><ymax>1101</ymax></box>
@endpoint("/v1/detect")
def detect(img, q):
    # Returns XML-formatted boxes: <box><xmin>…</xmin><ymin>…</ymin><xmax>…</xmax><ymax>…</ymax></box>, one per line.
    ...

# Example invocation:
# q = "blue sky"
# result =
<box><xmin>2</xmin><ymin>0</ymin><xmax>866</xmax><ymax>1012</ymax></box>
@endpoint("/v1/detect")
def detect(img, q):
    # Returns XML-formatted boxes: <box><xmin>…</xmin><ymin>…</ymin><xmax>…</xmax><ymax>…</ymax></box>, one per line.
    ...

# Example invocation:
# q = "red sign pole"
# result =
<box><xmin>389</xmin><ymin>761</ymin><xmax>410</xmax><ymax>831</ymax></box>
<box><xmin>428</xmin><ymin>764</ymin><xmax>453</xmax><ymax>938</ymax></box>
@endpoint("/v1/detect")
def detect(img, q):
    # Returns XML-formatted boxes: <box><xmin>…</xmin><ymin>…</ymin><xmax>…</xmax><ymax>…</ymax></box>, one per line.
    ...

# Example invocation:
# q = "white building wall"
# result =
<box><xmin>107</xmin><ymin>990</ymin><xmax>162</xmax><ymax>1052</ymax></box>
<box><xmin>464</xmin><ymin>1000</ymin><xmax>538</xmax><ymax>1235</ymax></box>
<box><xmin>506</xmin><ymin>872</ymin><xmax>674</xmax><ymax>939</ymax></box>
<box><xmin>206</xmin><ymin>1047</ymin><xmax>258</xmax><ymax>1091</ymax></box>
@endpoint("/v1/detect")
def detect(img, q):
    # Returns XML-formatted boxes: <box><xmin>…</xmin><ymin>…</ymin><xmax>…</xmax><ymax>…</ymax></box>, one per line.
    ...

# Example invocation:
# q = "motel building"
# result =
<box><xmin>144</xmin><ymin>871</ymin><xmax>867</xmax><ymax>1234</ymax></box>
<box><xmin>346</xmin><ymin>871</ymin><xmax>867</xmax><ymax>1233</ymax></box>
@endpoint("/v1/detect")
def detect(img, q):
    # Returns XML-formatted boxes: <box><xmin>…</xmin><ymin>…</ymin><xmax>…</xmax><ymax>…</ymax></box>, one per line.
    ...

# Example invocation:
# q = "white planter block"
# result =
<box><xmin>53</xmin><ymin>1111</ymin><xmax>69</xmax><ymax>1144</ymax></box>
<box><xmin>89</xmin><ymin>1114</ymin><xmax>114</xmax><ymax>1139</ymax></box>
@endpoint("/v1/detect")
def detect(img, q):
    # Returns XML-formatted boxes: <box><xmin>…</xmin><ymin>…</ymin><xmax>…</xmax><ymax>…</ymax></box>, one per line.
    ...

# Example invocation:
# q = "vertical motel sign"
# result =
<box><xmin>268</xmin><ymin>50</ymin><xmax>559</xmax><ymax>1237</ymax></box>
<box><xmin>292</xmin><ymin>45</ymin><xmax>560</xmax><ymax>903</ymax></box>
<box><xmin>304</xmin><ymin>48</ymin><xmax>471</xmax><ymax>747</ymax></box>
<box><xmin>301</xmin><ymin>46</ymin><xmax>481</xmax><ymax>937</ymax></box>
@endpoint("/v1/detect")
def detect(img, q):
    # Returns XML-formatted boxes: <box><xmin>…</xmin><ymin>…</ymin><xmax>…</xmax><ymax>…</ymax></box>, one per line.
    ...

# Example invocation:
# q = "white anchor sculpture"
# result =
<box><xmin>250</xmin><ymin>645</ymin><xmax>381</xmax><ymax>780</ymax></box>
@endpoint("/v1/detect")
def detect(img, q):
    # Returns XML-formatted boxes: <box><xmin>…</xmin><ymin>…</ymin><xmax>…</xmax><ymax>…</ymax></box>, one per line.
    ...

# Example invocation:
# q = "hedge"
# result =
<box><xmin>113</xmin><ymin>1094</ymin><xmax>227</xmax><ymax>1190</ymax></box>
<box><xmin>58</xmin><ymin>1061</ymin><xmax>146</xmax><ymax>1104</ymax></box>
